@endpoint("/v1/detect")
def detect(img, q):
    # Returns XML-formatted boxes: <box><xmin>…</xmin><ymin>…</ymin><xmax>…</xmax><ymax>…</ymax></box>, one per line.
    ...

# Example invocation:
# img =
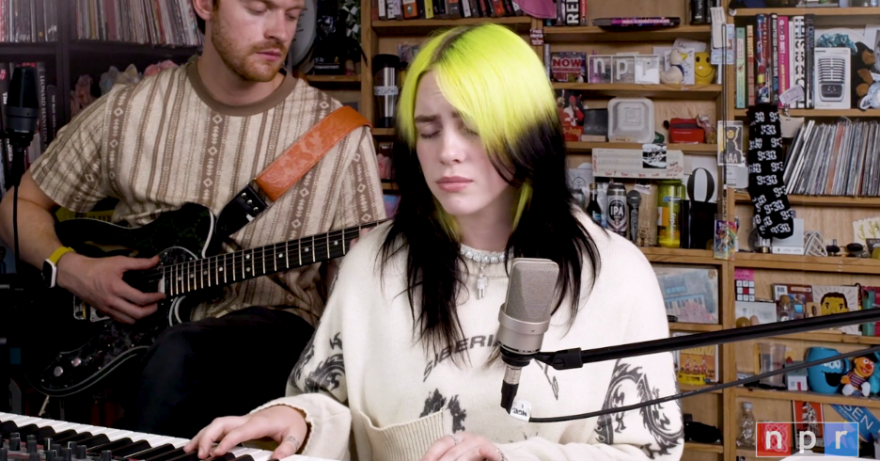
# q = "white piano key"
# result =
<box><xmin>169</xmin><ymin>438</ymin><xmax>192</xmax><ymax>448</ymax></box>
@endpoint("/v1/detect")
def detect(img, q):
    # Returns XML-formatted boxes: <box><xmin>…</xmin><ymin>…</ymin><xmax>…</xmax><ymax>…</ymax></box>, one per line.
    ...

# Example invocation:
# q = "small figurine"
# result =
<box><xmin>661</xmin><ymin>48</ymin><xmax>686</xmax><ymax>85</ymax></box>
<box><xmin>696</xmin><ymin>114</ymin><xmax>715</xmax><ymax>144</ymax></box>
<box><xmin>694</xmin><ymin>52</ymin><xmax>716</xmax><ymax>84</ymax></box>
<box><xmin>841</xmin><ymin>356</ymin><xmax>875</xmax><ymax>397</ymax></box>
<box><xmin>826</xmin><ymin>239</ymin><xmax>841</xmax><ymax>256</ymax></box>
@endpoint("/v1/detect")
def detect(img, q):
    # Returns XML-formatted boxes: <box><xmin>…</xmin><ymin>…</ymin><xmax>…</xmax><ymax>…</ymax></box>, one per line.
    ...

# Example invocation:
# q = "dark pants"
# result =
<box><xmin>118</xmin><ymin>306</ymin><xmax>314</xmax><ymax>438</ymax></box>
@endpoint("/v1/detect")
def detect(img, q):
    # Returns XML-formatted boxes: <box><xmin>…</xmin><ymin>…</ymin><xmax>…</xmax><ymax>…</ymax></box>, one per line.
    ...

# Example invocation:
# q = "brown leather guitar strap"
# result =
<box><xmin>216</xmin><ymin>105</ymin><xmax>370</xmax><ymax>238</ymax></box>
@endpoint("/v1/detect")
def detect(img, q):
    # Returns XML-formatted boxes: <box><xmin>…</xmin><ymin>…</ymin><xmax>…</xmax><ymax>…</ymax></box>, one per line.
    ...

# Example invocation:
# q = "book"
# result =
<box><xmin>793</xmin><ymin>401</ymin><xmax>825</xmax><ymax>450</ymax></box>
<box><xmin>673</xmin><ymin>332</ymin><xmax>719</xmax><ymax>384</ymax></box>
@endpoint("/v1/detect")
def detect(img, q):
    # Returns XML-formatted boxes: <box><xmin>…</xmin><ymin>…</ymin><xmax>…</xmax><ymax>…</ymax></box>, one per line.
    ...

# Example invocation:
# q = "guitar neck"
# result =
<box><xmin>159</xmin><ymin>221</ymin><xmax>384</xmax><ymax>297</ymax></box>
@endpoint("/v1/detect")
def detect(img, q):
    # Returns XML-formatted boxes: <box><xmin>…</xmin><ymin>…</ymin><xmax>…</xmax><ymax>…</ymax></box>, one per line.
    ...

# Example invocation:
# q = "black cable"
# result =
<box><xmin>529</xmin><ymin>344</ymin><xmax>880</xmax><ymax>423</ymax></box>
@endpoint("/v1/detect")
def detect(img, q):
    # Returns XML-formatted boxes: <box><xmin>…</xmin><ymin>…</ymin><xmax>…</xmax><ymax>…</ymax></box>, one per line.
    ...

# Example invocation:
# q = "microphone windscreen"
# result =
<box><xmin>504</xmin><ymin>258</ymin><xmax>559</xmax><ymax>323</ymax></box>
<box><xmin>8</xmin><ymin>66</ymin><xmax>38</xmax><ymax>110</ymax></box>
<box><xmin>626</xmin><ymin>189</ymin><xmax>641</xmax><ymax>207</ymax></box>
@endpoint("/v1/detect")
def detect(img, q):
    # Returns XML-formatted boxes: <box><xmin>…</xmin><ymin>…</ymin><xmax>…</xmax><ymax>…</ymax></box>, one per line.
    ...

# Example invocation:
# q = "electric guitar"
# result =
<box><xmin>29</xmin><ymin>203</ymin><xmax>384</xmax><ymax>397</ymax></box>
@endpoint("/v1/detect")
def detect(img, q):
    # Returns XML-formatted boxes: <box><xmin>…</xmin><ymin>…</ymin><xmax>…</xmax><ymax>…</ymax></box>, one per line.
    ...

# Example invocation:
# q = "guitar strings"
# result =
<box><xmin>132</xmin><ymin>221</ymin><xmax>384</xmax><ymax>288</ymax></box>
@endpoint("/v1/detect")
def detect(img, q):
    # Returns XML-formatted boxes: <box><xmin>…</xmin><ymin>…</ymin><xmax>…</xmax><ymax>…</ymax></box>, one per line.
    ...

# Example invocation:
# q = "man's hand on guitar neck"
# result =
<box><xmin>57</xmin><ymin>253</ymin><xmax>166</xmax><ymax>324</ymax></box>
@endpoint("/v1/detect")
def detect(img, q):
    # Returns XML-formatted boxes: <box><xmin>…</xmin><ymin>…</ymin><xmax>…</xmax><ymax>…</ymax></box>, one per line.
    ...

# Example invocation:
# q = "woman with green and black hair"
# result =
<box><xmin>186</xmin><ymin>23</ymin><xmax>683</xmax><ymax>461</ymax></box>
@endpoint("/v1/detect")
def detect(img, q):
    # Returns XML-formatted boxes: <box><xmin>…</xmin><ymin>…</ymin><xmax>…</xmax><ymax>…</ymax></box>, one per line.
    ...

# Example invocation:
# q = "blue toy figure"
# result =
<box><xmin>805</xmin><ymin>347</ymin><xmax>848</xmax><ymax>395</ymax></box>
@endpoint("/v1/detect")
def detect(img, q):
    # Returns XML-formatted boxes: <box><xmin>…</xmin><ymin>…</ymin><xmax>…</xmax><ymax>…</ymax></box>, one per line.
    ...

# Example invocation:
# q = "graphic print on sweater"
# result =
<box><xmin>595</xmin><ymin>360</ymin><xmax>683</xmax><ymax>459</ymax></box>
<box><xmin>420</xmin><ymin>389</ymin><xmax>468</xmax><ymax>432</ymax></box>
<box><xmin>290</xmin><ymin>332</ymin><xmax>346</xmax><ymax>394</ymax></box>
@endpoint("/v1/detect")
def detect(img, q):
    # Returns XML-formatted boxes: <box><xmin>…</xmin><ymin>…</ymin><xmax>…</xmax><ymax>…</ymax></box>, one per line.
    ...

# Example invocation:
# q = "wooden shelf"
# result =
<box><xmin>769</xmin><ymin>331</ymin><xmax>880</xmax><ymax>345</ymax></box>
<box><xmin>373</xmin><ymin>128</ymin><xmax>395</xmax><ymax>136</ymax></box>
<box><xmin>68</xmin><ymin>41</ymin><xmax>200</xmax><ymax>58</ymax></box>
<box><xmin>685</xmin><ymin>442</ymin><xmax>724</xmax><ymax>454</ymax></box>
<box><xmin>304</xmin><ymin>74</ymin><xmax>361</xmax><ymax>86</ymax></box>
<box><xmin>640</xmin><ymin>247</ymin><xmax>722</xmax><ymax>265</ymax></box>
<box><xmin>680</xmin><ymin>383</ymin><xmax>724</xmax><ymax>395</ymax></box>
<box><xmin>372</xmin><ymin>17</ymin><xmax>532</xmax><ymax>35</ymax></box>
<box><xmin>542</xmin><ymin>25</ymin><xmax>711</xmax><ymax>43</ymax></box>
<box><xmin>735</xmin><ymin>449</ymin><xmax>777</xmax><ymax>458</ymax></box>
<box><xmin>0</xmin><ymin>42</ymin><xmax>57</xmax><ymax>57</ymax></box>
<box><xmin>734</xmin><ymin>387</ymin><xmax>880</xmax><ymax>408</ymax></box>
<box><xmin>733</xmin><ymin>6</ymin><xmax>880</xmax><ymax>16</ymax></box>
<box><xmin>552</xmin><ymin>83</ymin><xmax>722</xmax><ymax>100</ymax></box>
<box><xmin>735</xmin><ymin>191</ymin><xmax>880</xmax><ymax>208</ymax></box>
<box><xmin>567</xmin><ymin>142</ymin><xmax>717</xmax><ymax>155</ymax></box>
<box><xmin>670</xmin><ymin>322</ymin><xmax>723</xmax><ymax>332</ymax></box>
<box><xmin>735</xmin><ymin>108</ymin><xmax>880</xmax><ymax>117</ymax></box>
<box><xmin>733</xmin><ymin>252</ymin><xmax>880</xmax><ymax>275</ymax></box>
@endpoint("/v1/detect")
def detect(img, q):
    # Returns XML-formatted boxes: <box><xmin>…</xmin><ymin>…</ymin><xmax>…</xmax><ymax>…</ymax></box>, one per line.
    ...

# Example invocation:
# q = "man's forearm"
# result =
<box><xmin>0</xmin><ymin>189</ymin><xmax>63</xmax><ymax>269</ymax></box>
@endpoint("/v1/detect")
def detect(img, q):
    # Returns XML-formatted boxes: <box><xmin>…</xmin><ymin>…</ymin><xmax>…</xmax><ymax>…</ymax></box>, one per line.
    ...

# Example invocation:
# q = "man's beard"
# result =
<box><xmin>212</xmin><ymin>18</ymin><xmax>287</xmax><ymax>82</ymax></box>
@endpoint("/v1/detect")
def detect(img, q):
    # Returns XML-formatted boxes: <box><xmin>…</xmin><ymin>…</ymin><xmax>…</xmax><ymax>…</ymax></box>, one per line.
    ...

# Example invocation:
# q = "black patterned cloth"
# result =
<box><xmin>747</xmin><ymin>104</ymin><xmax>794</xmax><ymax>239</ymax></box>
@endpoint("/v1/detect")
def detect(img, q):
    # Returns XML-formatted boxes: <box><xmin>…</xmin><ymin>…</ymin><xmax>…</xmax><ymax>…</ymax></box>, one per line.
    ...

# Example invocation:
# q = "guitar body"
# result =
<box><xmin>31</xmin><ymin>203</ymin><xmax>216</xmax><ymax>397</ymax></box>
<box><xmin>27</xmin><ymin>202</ymin><xmax>379</xmax><ymax>398</ymax></box>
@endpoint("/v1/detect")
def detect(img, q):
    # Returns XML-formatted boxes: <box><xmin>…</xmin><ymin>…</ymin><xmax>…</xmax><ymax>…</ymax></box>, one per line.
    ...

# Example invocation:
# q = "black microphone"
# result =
<box><xmin>626</xmin><ymin>190</ymin><xmax>641</xmax><ymax>244</ymax></box>
<box><xmin>6</xmin><ymin>66</ymin><xmax>38</xmax><ymax>147</ymax></box>
<box><xmin>497</xmin><ymin>258</ymin><xmax>559</xmax><ymax>415</ymax></box>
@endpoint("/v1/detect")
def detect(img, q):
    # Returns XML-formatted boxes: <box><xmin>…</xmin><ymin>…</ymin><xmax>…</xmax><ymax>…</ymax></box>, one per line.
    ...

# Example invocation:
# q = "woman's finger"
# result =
<box><xmin>270</xmin><ymin>435</ymin><xmax>302</xmax><ymax>459</ymax></box>
<box><xmin>420</xmin><ymin>434</ymin><xmax>457</xmax><ymax>461</ymax></box>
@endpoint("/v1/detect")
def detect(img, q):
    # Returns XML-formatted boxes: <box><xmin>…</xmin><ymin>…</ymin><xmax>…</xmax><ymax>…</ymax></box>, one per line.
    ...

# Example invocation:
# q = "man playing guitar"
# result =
<box><xmin>0</xmin><ymin>0</ymin><xmax>385</xmax><ymax>439</ymax></box>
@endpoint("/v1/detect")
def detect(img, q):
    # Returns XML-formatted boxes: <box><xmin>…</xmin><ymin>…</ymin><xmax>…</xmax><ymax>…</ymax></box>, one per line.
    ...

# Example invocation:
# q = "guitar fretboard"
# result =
<box><xmin>142</xmin><ymin>222</ymin><xmax>381</xmax><ymax>297</ymax></box>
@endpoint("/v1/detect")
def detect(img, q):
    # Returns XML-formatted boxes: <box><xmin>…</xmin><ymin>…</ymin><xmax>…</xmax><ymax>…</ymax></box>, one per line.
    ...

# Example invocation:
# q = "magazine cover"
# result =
<box><xmin>550</xmin><ymin>52</ymin><xmax>586</xmax><ymax>83</ymax></box>
<box><xmin>672</xmin><ymin>332</ymin><xmax>719</xmax><ymax>383</ymax></box>
<box><xmin>793</xmin><ymin>400</ymin><xmax>825</xmax><ymax>450</ymax></box>
<box><xmin>653</xmin><ymin>266</ymin><xmax>719</xmax><ymax>324</ymax></box>
<box><xmin>812</xmin><ymin>285</ymin><xmax>862</xmax><ymax>335</ymax></box>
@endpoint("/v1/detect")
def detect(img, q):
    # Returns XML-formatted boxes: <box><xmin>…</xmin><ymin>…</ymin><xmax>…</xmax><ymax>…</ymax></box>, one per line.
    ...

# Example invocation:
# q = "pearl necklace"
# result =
<box><xmin>460</xmin><ymin>244</ymin><xmax>509</xmax><ymax>300</ymax></box>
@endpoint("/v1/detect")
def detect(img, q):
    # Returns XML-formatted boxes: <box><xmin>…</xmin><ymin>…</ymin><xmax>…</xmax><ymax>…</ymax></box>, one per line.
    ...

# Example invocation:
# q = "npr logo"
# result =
<box><xmin>757</xmin><ymin>422</ymin><xmax>859</xmax><ymax>457</ymax></box>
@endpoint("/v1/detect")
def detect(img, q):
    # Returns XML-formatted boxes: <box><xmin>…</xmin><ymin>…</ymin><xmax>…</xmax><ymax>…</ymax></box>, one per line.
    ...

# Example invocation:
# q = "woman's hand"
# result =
<box><xmin>421</xmin><ymin>432</ymin><xmax>506</xmax><ymax>461</ymax></box>
<box><xmin>184</xmin><ymin>406</ymin><xmax>309</xmax><ymax>460</ymax></box>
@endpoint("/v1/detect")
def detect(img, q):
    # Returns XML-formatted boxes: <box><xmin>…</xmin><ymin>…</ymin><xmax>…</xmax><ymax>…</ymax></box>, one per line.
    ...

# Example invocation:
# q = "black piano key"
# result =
<box><xmin>126</xmin><ymin>444</ymin><xmax>175</xmax><ymax>461</ymax></box>
<box><xmin>10</xmin><ymin>426</ymin><xmax>39</xmax><ymax>439</ymax></box>
<box><xmin>142</xmin><ymin>448</ymin><xmax>186</xmax><ymax>461</ymax></box>
<box><xmin>0</xmin><ymin>421</ymin><xmax>17</xmax><ymax>433</ymax></box>
<box><xmin>111</xmin><ymin>441</ymin><xmax>152</xmax><ymax>457</ymax></box>
<box><xmin>51</xmin><ymin>431</ymin><xmax>78</xmax><ymax>444</ymax></box>
<box><xmin>54</xmin><ymin>431</ymin><xmax>87</xmax><ymax>444</ymax></box>
<box><xmin>203</xmin><ymin>453</ymin><xmax>235</xmax><ymax>461</ymax></box>
<box><xmin>87</xmin><ymin>439</ymin><xmax>133</xmax><ymax>455</ymax></box>
<box><xmin>73</xmin><ymin>434</ymin><xmax>110</xmax><ymax>449</ymax></box>
<box><xmin>230</xmin><ymin>456</ymin><xmax>254</xmax><ymax>461</ymax></box>
<box><xmin>33</xmin><ymin>427</ymin><xmax>56</xmax><ymax>440</ymax></box>
<box><xmin>164</xmin><ymin>453</ymin><xmax>200</xmax><ymax>461</ymax></box>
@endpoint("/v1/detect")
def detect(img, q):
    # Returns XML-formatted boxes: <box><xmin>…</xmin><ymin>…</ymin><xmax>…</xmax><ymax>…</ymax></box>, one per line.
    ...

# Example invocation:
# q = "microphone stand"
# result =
<box><xmin>504</xmin><ymin>309</ymin><xmax>880</xmax><ymax>422</ymax></box>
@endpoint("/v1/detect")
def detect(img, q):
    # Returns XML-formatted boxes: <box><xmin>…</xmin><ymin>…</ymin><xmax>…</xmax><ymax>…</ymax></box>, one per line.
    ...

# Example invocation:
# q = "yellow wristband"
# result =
<box><xmin>48</xmin><ymin>246</ymin><xmax>76</xmax><ymax>265</ymax></box>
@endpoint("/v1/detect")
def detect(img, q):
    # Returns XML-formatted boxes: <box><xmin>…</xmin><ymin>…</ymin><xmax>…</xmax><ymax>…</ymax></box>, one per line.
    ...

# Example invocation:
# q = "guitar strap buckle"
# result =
<box><xmin>215</xmin><ymin>181</ymin><xmax>272</xmax><ymax>239</ymax></box>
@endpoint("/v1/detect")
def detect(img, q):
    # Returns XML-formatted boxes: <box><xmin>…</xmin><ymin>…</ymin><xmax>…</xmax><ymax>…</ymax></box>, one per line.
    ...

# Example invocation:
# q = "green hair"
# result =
<box><xmin>395</xmin><ymin>23</ymin><xmax>558</xmax><ymax>238</ymax></box>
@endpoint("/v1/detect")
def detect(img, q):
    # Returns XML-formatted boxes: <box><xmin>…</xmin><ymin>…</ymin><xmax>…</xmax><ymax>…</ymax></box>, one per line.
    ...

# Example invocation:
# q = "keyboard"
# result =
<box><xmin>0</xmin><ymin>413</ymin><xmax>335</xmax><ymax>461</ymax></box>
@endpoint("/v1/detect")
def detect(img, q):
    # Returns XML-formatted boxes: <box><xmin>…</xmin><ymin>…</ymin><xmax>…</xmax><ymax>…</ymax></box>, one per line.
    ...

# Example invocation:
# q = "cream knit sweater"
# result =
<box><xmin>256</xmin><ymin>213</ymin><xmax>684</xmax><ymax>461</ymax></box>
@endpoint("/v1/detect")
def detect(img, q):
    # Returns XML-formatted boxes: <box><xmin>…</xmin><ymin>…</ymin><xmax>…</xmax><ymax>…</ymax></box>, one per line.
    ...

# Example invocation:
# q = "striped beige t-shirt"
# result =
<box><xmin>30</xmin><ymin>61</ymin><xmax>386</xmax><ymax>324</ymax></box>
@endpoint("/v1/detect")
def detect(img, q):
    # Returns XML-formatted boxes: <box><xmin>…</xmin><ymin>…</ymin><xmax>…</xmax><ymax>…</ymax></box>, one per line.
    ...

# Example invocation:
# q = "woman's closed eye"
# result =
<box><xmin>419</xmin><ymin>131</ymin><xmax>440</xmax><ymax>140</ymax></box>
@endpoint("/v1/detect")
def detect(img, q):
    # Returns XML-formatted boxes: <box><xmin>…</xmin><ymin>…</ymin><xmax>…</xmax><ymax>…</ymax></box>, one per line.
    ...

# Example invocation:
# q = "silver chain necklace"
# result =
<box><xmin>460</xmin><ymin>244</ymin><xmax>509</xmax><ymax>300</ymax></box>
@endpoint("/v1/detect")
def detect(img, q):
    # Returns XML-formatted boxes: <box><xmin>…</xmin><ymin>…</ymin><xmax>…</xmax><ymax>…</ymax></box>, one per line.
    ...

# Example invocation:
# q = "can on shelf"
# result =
<box><xmin>607</xmin><ymin>182</ymin><xmax>627</xmax><ymax>237</ymax></box>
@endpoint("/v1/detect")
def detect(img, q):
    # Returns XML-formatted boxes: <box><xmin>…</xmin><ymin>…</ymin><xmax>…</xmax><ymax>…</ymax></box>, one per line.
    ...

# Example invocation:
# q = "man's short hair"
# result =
<box><xmin>196</xmin><ymin>0</ymin><xmax>219</xmax><ymax>34</ymax></box>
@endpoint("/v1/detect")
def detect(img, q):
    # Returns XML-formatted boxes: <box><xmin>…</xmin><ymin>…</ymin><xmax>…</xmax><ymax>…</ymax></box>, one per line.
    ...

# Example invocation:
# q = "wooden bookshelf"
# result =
<box><xmin>670</xmin><ymin>322</ymin><xmax>724</xmax><ymax>332</ymax></box>
<box><xmin>567</xmin><ymin>142</ymin><xmax>717</xmax><ymax>155</ymax></box>
<box><xmin>542</xmin><ymin>25</ymin><xmax>711</xmax><ymax>43</ymax></box>
<box><xmin>734</xmin><ymin>191</ymin><xmax>880</xmax><ymax>208</ymax></box>
<box><xmin>733</xmin><ymin>252</ymin><xmax>880</xmax><ymax>275</ymax></box>
<box><xmin>768</xmin><ymin>331</ymin><xmax>880</xmax><ymax>345</ymax></box>
<box><xmin>732</xmin><ymin>6</ymin><xmax>880</xmax><ymax>16</ymax></box>
<box><xmin>733</xmin><ymin>387</ymin><xmax>880</xmax><ymax>409</ymax></box>
<box><xmin>304</xmin><ymin>74</ymin><xmax>361</xmax><ymax>83</ymax></box>
<box><xmin>735</xmin><ymin>108</ymin><xmax>880</xmax><ymax>117</ymax></box>
<box><xmin>640</xmin><ymin>247</ymin><xmax>722</xmax><ymax>265</ymax></box>
<box><xmin>551</xmin><ymin>83</ymin><xmax>722</xmax><ymax>100</ymax></box>
<box><xmin>67</xmin><ymin>41</ymin><xmax>200</xmax><ymax>58</ymax></box>
<box><xmin>680</xmin><ymin>383</ymin><xmax>724</xmax><ymax>395</ymax></box>
<box><xmin>373</xmin><ymin>128</ymin><xmax>395</xmax><ymax>137</ymax></box>
<box><xmin>371</xmin><ymin>16</ymin><xmax>532</xmax><ymax>35</ymax></box>
<box><xmin>685</xmin><ymin>442</ymin><xmax>725</xmax><ymax>453</ymax></box>
<box><xmin>0</xmin><ymin>42</ymin><xmax>58</xmax><ymax>57</ymax></box>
